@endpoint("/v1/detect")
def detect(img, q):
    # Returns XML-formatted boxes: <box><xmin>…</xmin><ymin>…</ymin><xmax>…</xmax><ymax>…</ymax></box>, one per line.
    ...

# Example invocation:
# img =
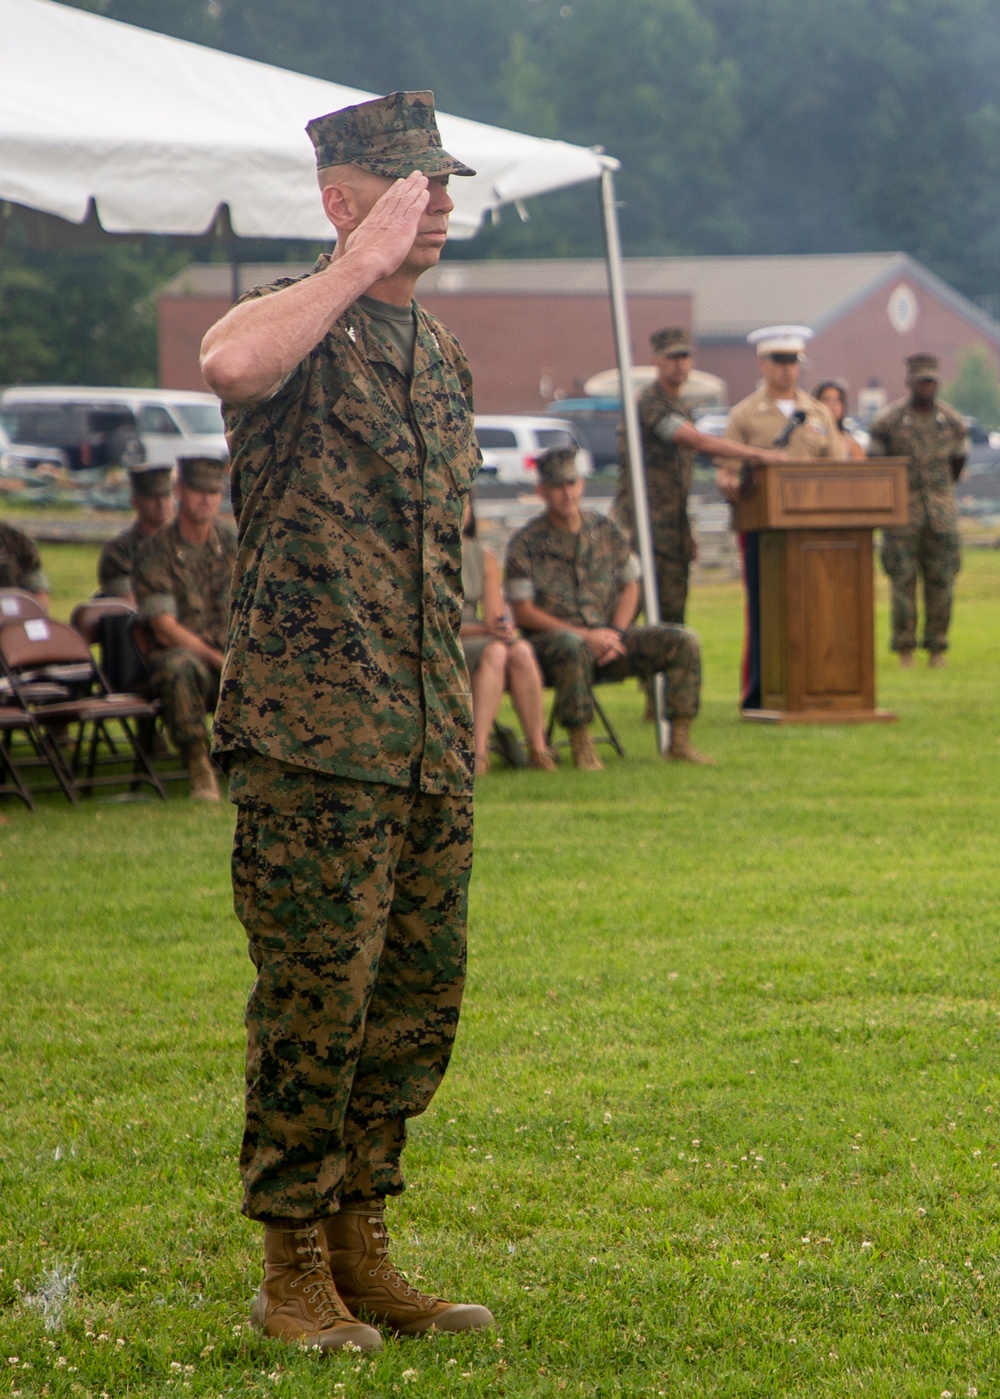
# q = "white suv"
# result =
<box><xmin>474</xmin><ymin>415</ymin><xmax>594</xmax><ymax>485</ymax></box>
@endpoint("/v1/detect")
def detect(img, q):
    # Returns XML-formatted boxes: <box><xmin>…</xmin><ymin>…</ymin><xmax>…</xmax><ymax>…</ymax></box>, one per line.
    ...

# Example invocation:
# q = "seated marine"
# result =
<box><xmin>503</xmin><ymin>446</ymin><xmax>711</xmax><ymax>770</ymax></box>
<box><xmin>132</xmin><ymin>456</ymin><xmax>235</xmax><ymax>801</ymax></box>
<box><xmin>96</xmin><ymin>463</ymin><xmax>175</xmax><ymax>602</ymax></box>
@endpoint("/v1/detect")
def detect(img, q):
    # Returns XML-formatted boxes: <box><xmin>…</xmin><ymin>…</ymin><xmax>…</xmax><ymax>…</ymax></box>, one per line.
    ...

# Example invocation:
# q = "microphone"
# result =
<box><xmin>773</xmin><ymin>409</ymin><xmax>806</xmax><ymax>448</ymax></box>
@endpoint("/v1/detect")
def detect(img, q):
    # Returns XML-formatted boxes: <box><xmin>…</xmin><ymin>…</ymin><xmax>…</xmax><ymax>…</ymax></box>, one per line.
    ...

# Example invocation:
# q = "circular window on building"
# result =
<box><xmin>887</xmin><ymin>283</ymin><xmax>919</xmax><ymax>334</ymax></box>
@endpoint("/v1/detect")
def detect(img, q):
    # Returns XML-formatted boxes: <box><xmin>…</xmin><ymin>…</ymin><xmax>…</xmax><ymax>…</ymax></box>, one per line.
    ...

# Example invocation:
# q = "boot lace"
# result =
<box><xmin>291</xmin><ymin>1229</ymin><xmax>353</xmax><ymax>1326</ymax></box>
<box><xmin>367</xmin><ymin>1212</ymin><xmax>437</xmax><ymax>1306</ymax></box>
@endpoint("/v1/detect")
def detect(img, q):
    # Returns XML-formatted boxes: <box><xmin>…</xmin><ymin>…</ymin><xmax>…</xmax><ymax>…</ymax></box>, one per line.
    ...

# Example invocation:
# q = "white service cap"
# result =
<box><xmin>747</xmin><ymin>324</ymin><xmax>813</xmax><ymax>358</ymax></box>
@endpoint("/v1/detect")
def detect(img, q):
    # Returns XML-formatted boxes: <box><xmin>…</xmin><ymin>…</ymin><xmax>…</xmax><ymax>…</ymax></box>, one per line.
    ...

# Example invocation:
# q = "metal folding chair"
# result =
<box><xmin>0</xmin><ymin>618</ymin><xmax>165</xmax><ymax>800</ymax></box>
<box><xmin>544</xmin><ymin>687</ymin><xmax>626</xmax><ymax>759</ymax></box>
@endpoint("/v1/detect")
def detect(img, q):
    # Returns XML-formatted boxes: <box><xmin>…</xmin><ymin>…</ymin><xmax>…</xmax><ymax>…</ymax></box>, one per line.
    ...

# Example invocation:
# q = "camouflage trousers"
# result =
<box><xmin>529</xmin><ymin>624</ymin><xmax>700</xmax><ymax>730</ymax></box>
<box><xmin>147</xmin><ymin>648</ymin><xmax>219</xmax><ymax>754</ymax></box>
<box><xmin>880</xmin><ymin>526</ymin><xmax>961</xmax><ymax>653</ymax></box>
<box><xmin>651</xmin><ymin>529</ymin><xmax>693</xmax><ymax>625</ymax></box>
<box><xmin>229</xmin><ymin>753</ymin><xmax>473</xmax><ymax>1224</ymax></box>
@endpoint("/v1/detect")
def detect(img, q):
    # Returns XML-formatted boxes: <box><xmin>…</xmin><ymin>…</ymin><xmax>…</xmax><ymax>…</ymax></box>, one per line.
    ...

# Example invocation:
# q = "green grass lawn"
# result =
<box><xmin>3</xmin><ymin>545</ymin><xmax>1000</xmax><ymax>1396</ymax></box>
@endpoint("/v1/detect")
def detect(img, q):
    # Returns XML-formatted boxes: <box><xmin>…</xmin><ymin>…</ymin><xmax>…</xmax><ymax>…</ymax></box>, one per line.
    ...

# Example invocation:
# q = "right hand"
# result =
<box><xmin>340</xmin><ymin>171</ymin><xmax>431</xmax><ymax>282</ymax></box>
<box><xmin>584</xmin><ymin>627</ymin><xmax>626</xmax><ymax>664</ymax></box>
<box><xmin>715</xmin><ymin>466</ymin><xmax>742</xmax><ymax>504</ymax></box>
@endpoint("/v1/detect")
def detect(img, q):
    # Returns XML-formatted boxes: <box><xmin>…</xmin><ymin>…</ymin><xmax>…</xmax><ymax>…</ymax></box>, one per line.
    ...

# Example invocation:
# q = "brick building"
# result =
<box><xmin>158</xmin><ymin>252</ymin><xmax>1000</xmax><ymax>413</ymax></box>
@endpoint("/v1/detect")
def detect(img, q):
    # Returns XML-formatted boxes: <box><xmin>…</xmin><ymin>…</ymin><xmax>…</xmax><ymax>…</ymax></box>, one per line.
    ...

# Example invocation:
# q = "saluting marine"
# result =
<box><xmin>200</xmin><ymin>91</ymin><xmax>493</xmax><ymax>1353</ymax></box>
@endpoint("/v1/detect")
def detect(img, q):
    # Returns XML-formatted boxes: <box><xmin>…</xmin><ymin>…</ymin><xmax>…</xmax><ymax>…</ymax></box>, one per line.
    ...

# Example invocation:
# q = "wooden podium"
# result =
<box><xmin>732</xmin><ymin>459</ymin><xmax>909</xmax><ymax>723</ymax></box>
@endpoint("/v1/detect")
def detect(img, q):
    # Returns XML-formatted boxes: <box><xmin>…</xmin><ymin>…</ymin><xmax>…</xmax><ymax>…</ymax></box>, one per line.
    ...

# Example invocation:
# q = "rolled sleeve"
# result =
<box><xmin>23</xmin><ymin>567</ymin><xmax>48</xmax><ymax>594</ymax></box>
<box><xmin>505</xmin><ymin>577</ymin><xmax>535</xmax><ymax>604</ymax></box>
<box><xmin>138</xmin><ymin>592</ymin><xmax>178</xmax><ymax>622</ymax></box>
<box><xmin>100</xmin><ymin>574</ymin><xmax>133</xmax><ymax>599</ymax></box>
<box><xmin>653</xmin><ymin>412</ymin><xmax>687</xmax><ymax>445</ymax></box>
<box><xmin>503</xmin><ymin>532</ymin><xmax>535</xmax><ymax>605</ymax></box>
<box><xmin>620</xmin><ymin>552</ymin><xmax>642</xmax><ymax>585</ymax></box>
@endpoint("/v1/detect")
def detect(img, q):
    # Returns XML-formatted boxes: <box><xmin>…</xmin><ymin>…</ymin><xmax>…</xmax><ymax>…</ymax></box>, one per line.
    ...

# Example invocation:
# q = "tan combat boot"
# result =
<box><xmin>250</xmin><ymin>1224</ymin><xmax>383</xmax><ymax>1353</ymax></box>
<box><xmin>898</xmin><ymin>649</ymin><xmax>915</xmax><ymax>669</ymax></box>
<box><xmin>666</xmin><ymin>718</ymin><xmax>716</xmax><ymax>765</ymax></box>
<box><xmin>185</xmin><ymin>747</ymin><xmax>220</xmax><ymax>802</ymax></box>
<box><xmin>568</xmin><ymin>726</ymin><xmax>604</xmax><ymax>770</ymax></box>
<box><xmin>325</xmin><ymin>1202</ymin><xmax>495</xmax><ymax>1336</ymax></box>
<box><xmin>928</xmin><ymin>651</ymin><xmax>946</xmax><ymax>668</ymax></box>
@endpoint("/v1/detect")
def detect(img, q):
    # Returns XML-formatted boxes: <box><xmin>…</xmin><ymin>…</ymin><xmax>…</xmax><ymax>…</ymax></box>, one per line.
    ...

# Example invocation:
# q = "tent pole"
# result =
<box><xmin>598</xmin><ymin>163</ymin><xmax>668</xmax><ymax>755</ymax></box>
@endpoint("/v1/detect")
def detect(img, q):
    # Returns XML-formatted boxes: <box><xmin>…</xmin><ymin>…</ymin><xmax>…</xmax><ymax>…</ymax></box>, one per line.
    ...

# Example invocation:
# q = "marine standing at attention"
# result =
<box><xmin>199</xmin><ymin>92</ymin><xmax>493</xmax><ymax>1354</ymax></box>
<box><xmin>868</xmin><ymin>352</ymin><xmax>968</xmax><ymax>667</ymax></box>
<box><xmin>614</xmin><ymin>327</ymin><xmax>784</xmax><ymax>626</ymax></box>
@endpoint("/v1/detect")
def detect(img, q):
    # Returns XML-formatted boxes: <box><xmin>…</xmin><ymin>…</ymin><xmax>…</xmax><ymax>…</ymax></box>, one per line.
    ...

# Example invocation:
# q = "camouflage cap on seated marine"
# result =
<box><xmin>536</xmin><ymin>446</ymin><xmax>580</xmax><ymax>486</ymax></box>
<box><xmin>650</xmin><ymin>327</ymin><xmax>692</xmax><ymax>357</ymax></box>
<box><xmin>905</xmin><ymin>352</ymin><xmax>941</xmax><ymax>381</ymax></box>
<box><xmin>177</xmin><ymin>456</ymin><xmax>227</xmax><ymax>492</ymax></box>
<box><xmin>307</xmin><ymin>91</ymin><xmax>476</xmax><ymax>180</ymax></box>
<box><xmin>128</xmin><ymin>464</ymin><xmax>173</xmax><ymax>498</ymax></box>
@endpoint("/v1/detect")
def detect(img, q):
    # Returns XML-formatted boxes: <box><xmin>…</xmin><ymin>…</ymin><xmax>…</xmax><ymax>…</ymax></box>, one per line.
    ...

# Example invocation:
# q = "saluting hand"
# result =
<box><xmin>341</xmin><ymin>171</ymin><xmax>432</xmax><ymax>281</ymax></box>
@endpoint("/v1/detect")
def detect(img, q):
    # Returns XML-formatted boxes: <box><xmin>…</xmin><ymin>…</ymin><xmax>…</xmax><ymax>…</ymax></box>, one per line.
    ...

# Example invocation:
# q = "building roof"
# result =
<box><xmin>160</xmin><ymin>252</ymin><xmax>1000</xmax><ymax>345</ymax></box>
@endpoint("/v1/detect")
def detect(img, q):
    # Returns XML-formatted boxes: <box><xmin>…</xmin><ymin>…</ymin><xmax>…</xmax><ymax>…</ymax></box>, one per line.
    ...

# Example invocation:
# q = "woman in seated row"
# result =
<box><xmin>461</xmin><ymin>502</ymin><xmax>555</xmax><ymax>775</ymax></box>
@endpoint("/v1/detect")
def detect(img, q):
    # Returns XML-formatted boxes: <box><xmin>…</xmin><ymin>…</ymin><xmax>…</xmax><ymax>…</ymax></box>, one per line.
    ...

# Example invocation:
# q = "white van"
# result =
<box><xmin>0</xmin><ymin>385</ymin><xmax>228</xmax><ymax>469</ymax></box>
<box><xmin>473</xmin><ymin>415</ymin><xmax>594</xmax><ymax>485</ymax></box>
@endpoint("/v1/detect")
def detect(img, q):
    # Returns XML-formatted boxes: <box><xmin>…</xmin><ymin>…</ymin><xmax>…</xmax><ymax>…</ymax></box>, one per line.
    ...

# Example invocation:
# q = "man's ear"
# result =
<box><xmin>321</xmin><ymin>179</ymin><xmax>357</xmax><ymax>232</ymax></box>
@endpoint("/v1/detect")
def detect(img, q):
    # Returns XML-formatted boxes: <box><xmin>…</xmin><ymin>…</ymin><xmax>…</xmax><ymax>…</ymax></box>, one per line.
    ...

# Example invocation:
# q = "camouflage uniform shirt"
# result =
<box><xmin>504</xmin><ymin>510</ymin><xmax>641</xmax><ymax>630</ymax></box>
<box><xmin>0</xmin><ymin>521</ymin><xmax>47</xmax><ymax>594</ymax></box>
<box><xmin>97</xmin><ymin>519</ymin><xmax>147</xmax><ymax>597</ymax></box>
<box><xmin>867</xmin><ymin>396</ymin><xmax>968</xmax><ymax>532</ymax></box>
<box><xmin>212</xmin><ymin>259</ymin><xmax>480</xmax><ymax>795</ymax></box>
<box><xmin>613</xmin><ymin>382</ymin><xmax>696</xmax><ymax>557</ymax></box>
<box><xmin>133</xmin><ymin>518</ymin><xmax>236</xmax><ymax>658</ymax></box>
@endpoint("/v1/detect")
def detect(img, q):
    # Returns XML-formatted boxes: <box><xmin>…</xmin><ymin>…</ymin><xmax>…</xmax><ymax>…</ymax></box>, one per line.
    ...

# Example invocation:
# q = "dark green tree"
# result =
<box><xmin>945</xmin><ymin>344</ymin><xmax>1000</xmax><ymax>429</ymax></box>
<box><xmin>0</xmin><ymin>233</ymin><xmax>186</xmax><ymax>387</ymax></box>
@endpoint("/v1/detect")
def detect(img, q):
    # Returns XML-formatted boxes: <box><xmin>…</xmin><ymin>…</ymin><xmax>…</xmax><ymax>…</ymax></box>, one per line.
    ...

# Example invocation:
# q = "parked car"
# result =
<box><xmin>473</xmin><ymin>415</ymin><xmax>594</xmax><ymax>485</ymax></box>
<box><xmin>0</xmin><ymin>423</ymin><xmax>71</xmax><ymax>481</ymax></box>
<box><xmin>961</xmin><ymin>416</ymin><xmax>992</xmax><ymax>446</ymax></box>
<box><xmin>0</xmin><ymin>386</ymin><xmax>227</xmax><ymax>470</ymax></box>
<box><xmin>542</xmin><ymin>397</ymin><xmax>621</xmax><ymax>470</ymax></box>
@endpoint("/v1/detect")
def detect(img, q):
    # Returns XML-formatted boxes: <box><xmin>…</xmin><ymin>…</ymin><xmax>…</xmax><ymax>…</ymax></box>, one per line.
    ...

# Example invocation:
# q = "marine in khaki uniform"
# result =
<box><xmin>868</xmin><ymin>352</ymin><xmax>968</xmax><ymax>666</ymax></box>
<box><xmin>96</xmin><ymin>464</ymin><xmax>174</xmax><ymax>601</ymax></box>
<box><xmin>717</xmin><ymin>326</ymin><xmax>845</xmax><ymax>710</ymax></box>
<box><xmin>614</xmin><ymin>327</ymin><xmax>784</xmax><ymax>625</ymax></box>
<box><xmin>132</xmin><ymin>456</ymin><xmax>234</xmax><ymax>801</ymax></box>
<box><xmin>200</xmin><ymin>92</ymin><xmax>493</xmax><ymax>1353</ymax></box>
<box><xmin>0</xmin><ymin>519</ymin><xmax>48</xmax><ymax>606</ymax></box>
<box><xmin>505</xmin><ymin>446</ymin><xmax>710</xmax><ymax>769</ymax></box>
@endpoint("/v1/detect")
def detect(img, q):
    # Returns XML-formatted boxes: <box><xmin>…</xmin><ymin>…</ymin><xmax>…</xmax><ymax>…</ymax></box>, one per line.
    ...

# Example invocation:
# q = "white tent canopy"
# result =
<box><xmin>1</xmin><ymin>0</ymin><xmax>607</xmax><ymax>240</ymax></box>
<box><xmin>1</xmin><ymin>0</ymin><xmax>671</xmax><ymax>745</ymax></box>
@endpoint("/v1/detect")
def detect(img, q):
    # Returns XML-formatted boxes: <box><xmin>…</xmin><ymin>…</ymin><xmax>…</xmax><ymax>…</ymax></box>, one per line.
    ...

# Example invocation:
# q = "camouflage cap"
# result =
<box><xmin>536</xmin><ymin>446</ymin><xmax>580</xmax><ymax>486</ymax></box>
<box><xmin>906</xmin><ymin>352</ymin><xmax>940</xmax><ymax>381</ymax></box>
<box><xmin>650</xmin><ymin>327</ymin><xmax>692</xmax><ymax>356</ymax></box>
<box><xmin>178</xmin><ymin>456</ymin><xmax>227</xmax><ymax>492</ymax></box>
<box><xmin>306</xmin><ymin>91</ymin><xmax>476</xmax><ymax>180</ymax></box>
<box><xmin>128</xmin><ymin>464</ymin><xmax>172</xmax><ymax>498</ymax></box>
